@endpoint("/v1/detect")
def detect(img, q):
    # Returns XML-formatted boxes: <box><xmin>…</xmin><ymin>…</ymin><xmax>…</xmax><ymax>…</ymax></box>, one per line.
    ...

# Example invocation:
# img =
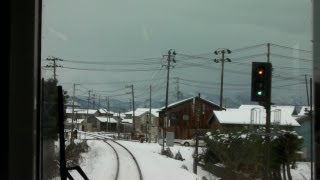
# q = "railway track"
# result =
<box><xmin>80</xmin><ymin>132</ymin><xmax>143</xmax><ymax>180</ymax></box>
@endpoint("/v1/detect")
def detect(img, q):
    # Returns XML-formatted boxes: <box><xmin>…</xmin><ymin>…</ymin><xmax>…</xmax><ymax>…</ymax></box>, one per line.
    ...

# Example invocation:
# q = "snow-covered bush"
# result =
<box><xmin>174</xmin><ymin>151</ymin><xmax>185</xmax><ymax>161</ymax></box>
<box><xmin>161</xmin><ymin>147</ymin><xmax>174</xmax><ymax>158</ymax></box>
<box><xmin>65</xmin><ymin>140</ymin><xmax>90</xmax><ymax>167</ymax></box>
<box><xmin>203</xmin><ymin>127</ymin><xmax>302</xmax><ymax>179</ymax></box>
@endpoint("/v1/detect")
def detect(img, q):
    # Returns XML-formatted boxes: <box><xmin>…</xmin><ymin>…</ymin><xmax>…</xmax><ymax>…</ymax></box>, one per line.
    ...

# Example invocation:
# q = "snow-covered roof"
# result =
<box><xmin>298</xmin><ymin>106</ymin><xmax>312</xmax><ymax>116</ymax></box>
<box><xmin>119</xmin><ymin>113</ymin><xmax>126</xmax><ymax>118</ymax></box>
<box><xmin>124</xmin><ymin>111</ymin><xmax>133</xmax><ymax>115</ymax></box>
<box><xmin>159</xmin><ymin>97</ymin><xmax>221</xmax><ymax>111</ymax></box>
<box><xmin>66</xmin><ymin>118</ymin><xmax>85</xmax><ymax>124</ymax></box>
<box><xmin>65</xmin><ymin>100</ymin><xmax>80</xmax><ymax>107</ymax></box>
<box><xmin>98</xmin><ymin>108</ymin><xmax>114</xmax><ymax>114</ymax></box>
<box><xmin>66</xmin><ymin>108</ymin><xmax>98</xmax><ymax>115</ymax></box>
<box><xmin>212</xmin><ymin>104</ymin><xmax>300</xmax><ymax>127</ymax></box>
<box><xmin>95</xmin><ymin>117</ymin><xmax>118</xmax><ymax>123</ymax></box>
<box><xmin>121</xmin><ymin>119</ymin><xmax>132</xmax><ymax>124</ymax></box>
<box><xmin>124</xmin><ymin>108</ymin><xmax>159</xmax><ymax>117</ymax></box>
<box><xmin>135</xmin><ymin>108</ymin><xmax>159</xmax><ymax>117</ymax></box>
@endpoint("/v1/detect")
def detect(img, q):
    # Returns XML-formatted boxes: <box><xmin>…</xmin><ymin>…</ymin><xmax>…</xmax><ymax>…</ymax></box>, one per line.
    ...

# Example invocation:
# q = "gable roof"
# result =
<box><xmin>124</xmin><ymin>108</ymin><xmax>160</xmax><ymax>117</ymax></box>
<box><xmin>98</xmin><ymin>108</ymin><xmax>114</xmax><ymax>114</ymax></box>
<box><xmin>121</xmin><ymin>119</ymin><xmax>132</xmax><ymax>124</ymax></box>
<box><xmin>159</xmin><ymin>96</ymin><xmax>221</xmax><ymax>111</ymax></box>
<box><xmin>135</xmin><ymin>108</ymin><xmax>159</xmax><ymax>117</ymax></box>
<box><xmin>95</xmin><ymin>117</ymin><xmax>118</xmax><ymax>123</ymax></box>
<box><xmin>211</xmin><ymin>104</ymin><xmax>300</xmax><ymax>127</ymax></box>
<box><xmin>66</xmin><ymin>108</ymin><xmax>98</xmax><ymax>115</ymax></box>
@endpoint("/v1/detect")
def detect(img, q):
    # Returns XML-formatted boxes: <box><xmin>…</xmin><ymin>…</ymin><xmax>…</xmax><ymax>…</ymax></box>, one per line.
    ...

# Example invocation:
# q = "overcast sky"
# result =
<box><xmin>41</xmin><ymin>0</ymin><xmax>312</xmax><ymax>106</ymax></box>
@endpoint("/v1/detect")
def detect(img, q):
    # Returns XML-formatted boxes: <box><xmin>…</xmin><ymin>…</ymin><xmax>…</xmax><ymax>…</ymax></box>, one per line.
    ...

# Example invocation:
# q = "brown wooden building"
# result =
<box><xmin>158</xmin><ymin>96</ymin><xmax>223</xmax><ymax>139</ymax></box>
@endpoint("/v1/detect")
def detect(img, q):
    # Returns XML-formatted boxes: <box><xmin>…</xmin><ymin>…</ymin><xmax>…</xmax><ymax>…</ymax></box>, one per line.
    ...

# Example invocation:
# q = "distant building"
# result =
<box><xmin>158</xmin><ymin>96</ymin><xmax>222</xmax><ymax>139</ymax></box>
<box><xmin>123</xmin><ymin>108</ymin><xmax>160</xmax><ymax>141</ymax></box>
<box><xmin>65</xmin><ymin>108</ymin><xmax>100</xmax><ymax>119</ymax></box>
<box><xmin>85</xmin><ymin>115</ymin><xmax>118</xmax><ymax>132</ymax></box>
<box><xmin>98</xmin><ymin>108</ymin><xmax>114</xmax><ymax>117</ymax></box>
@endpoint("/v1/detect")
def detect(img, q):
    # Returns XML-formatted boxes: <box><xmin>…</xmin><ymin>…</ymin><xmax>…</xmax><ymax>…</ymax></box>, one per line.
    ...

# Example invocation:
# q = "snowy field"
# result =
<box><xmin>70</xmin><ymin>134</ymin><xmax>312</xmax><ymax>180</ymax></box>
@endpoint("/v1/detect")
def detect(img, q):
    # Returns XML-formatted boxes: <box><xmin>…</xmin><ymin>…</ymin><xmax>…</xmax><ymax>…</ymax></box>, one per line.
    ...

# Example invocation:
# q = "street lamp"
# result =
<box><xmin>213</xmin><ymin>48</ymin><xmax>232</xmax><ymax>108</ymax></box>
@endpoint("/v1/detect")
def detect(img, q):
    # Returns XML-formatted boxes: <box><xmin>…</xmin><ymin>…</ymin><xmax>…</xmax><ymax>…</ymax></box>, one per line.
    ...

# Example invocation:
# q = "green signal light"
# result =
<box><xmin>257</xmin><ymin>91</ymin><xmax>263</xmax><ymax>96</ymax></box>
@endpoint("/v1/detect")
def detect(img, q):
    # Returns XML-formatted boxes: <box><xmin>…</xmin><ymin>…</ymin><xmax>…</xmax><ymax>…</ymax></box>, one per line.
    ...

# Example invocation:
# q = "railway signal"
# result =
<box><xmin>251</xmin><ymin>62</ymin><xmax>272</xmax><ymax>103</ymax></box>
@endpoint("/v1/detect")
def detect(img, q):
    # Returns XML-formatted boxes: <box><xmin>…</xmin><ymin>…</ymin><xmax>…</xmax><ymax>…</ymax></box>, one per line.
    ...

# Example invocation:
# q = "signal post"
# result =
<box><xmin>251</xmin><ymin>62</ymin><xmax>272</xmax><ymax>179</ymax></box>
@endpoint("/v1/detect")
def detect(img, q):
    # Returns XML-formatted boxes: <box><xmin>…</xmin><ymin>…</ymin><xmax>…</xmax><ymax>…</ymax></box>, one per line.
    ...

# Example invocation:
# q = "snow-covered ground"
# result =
<box><xmin>70</xmin><ymin>134</ymin><xmax>312</xmax><ymax>180</ymax></box>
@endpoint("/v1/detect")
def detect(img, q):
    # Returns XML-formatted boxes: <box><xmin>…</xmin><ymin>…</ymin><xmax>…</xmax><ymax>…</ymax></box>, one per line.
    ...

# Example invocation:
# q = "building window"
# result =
<box><xmin>183</xmin><ymin>115</ymin><xmax>189</xmax><ymax>121</ymax></box>
<box><xmin>170</xmin><ymin>113</ymin><xmax>178</xmax><ymax>126</ymax></box>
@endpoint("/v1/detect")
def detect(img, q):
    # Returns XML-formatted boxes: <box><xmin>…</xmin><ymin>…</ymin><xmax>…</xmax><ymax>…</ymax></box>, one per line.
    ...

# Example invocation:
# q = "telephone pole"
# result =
<box><xmin>305</xmin><ymin>75</ymin><xmax>310</xmax><ymax>106</ymax></box>
<box><xmin>148</xmin><ymin>85</ymin><xmax>152</xmax><ymax>142</ymax></box>
<box><xmin>45</xmin><ymin>56</ymin><xmax>63</xmax><ymax>81</ymax></box>
<box><xmin>71</xmin><ymin>83</ymin><xmax>79</xmax><ymax>137</ymax></box>
<box><xmin>92</xmin><ymin>94</ymin><xmax>96</xmax><ymax>109</ymax></box>
<box><xmin>162</xmin><ymin>49</ymin><xmax>176</xmax><ymax>153</ymax></box>
<box><xmin>85</xmin><ymin>90</ymin><xmax>92</xmax><ymax>131</ymax></box>
<box><xmin>213</xmin><ymin>48</ymin><xmax>231</xmax><ymax>108</ymax></box>
<box><xmin>193</xmin><ymin>93</ymin><xmax>201</xmax><ymax>174</ymax></box>
<box><xmin>126</xmin><ymin>85</ymin><xmax>135</xmax><ymax>134</ymax></box>
<box><xmin>175</xmin><ymin>77</ymin><xmax>181</xmax><ymax>101</ymax></box>
<box><xmin>107</xmin><ymin>96</ymin><xmax>110</xmax><ymax>131</ymax></box>
<box><xmin>99</xmin><ymin>95</ymin><xmax>101</xmax><ymax>109</ymax></box>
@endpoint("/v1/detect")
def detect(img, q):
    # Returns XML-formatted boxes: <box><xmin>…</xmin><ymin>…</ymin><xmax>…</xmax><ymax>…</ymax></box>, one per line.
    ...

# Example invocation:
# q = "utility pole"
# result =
<box><xmin>71</xmin><ymin>83</ymin><xmax>79</xmax><ymax>143</ymax></box>
<box><xmin>117</xmin><ymin>111</ymin><xmax>121</xmax><ymax>139</ymax></box>
<box><xmin>193</xmin><ymin>93</ymin><xmax>201</xmax><ymax>174</ymax></box>
<box><xmin>92</xmin><ymin>94</ymin><xmax>96</xmax><ymax>109</ymax></box>
<box><xmin>85</xmin><ymin>90</ymin><xmax>92</xmax><ymax>131</ymax></box>
<box><xmin>45</xmin><ymin>56</ymin><xmax>63</xmax><ymax>81</ymax></box>
<box><xmin>148</xmin><ymin>85</ymin><xmax>152</xmax><ymax>142</ymax></box>
<box><xmin>107</xmin><ymin>96</ymin><xmax>110</xmax><ymax>131</ymax></box>
<box><xmin>214</xmin><ymin>48</ymin><xmax>231</xmax><ymax>108</ymax></box>
<box><xmin>126</xmin><ymin>85</ymin><xmax>135</xmax><ymax>135</ymax></box>
<box><xmin>99</xmin><ymin>95</ymin><xmax>101</xmax><ymax>109</ymax></box>
<box><xmin>132</xmin><ymin>85</ymin><xmax>135</xmax><ymax>135</ymax></box>
<box><xmin>106</xmin><ymin>96</ymin><xmax>110</xmax><ymax>111</ymax></box>
<box><xmin>175</xmin><ymin>77</ymin><xmax>181</xmax><ymax>101</ymax></box>
<box><xmin>162</xmin><ymin>49</ymin><xmax>176</xmax><ymax>153</ymax></box>
<box><xmin>305</xmin><ymin>75</ymin><xmax>310</xmax><ymax>106</ymax></box>
<box><xmin>129</xmin><ymin>99</ymin><xmax>132</xmax><ymax>111</ymax></box>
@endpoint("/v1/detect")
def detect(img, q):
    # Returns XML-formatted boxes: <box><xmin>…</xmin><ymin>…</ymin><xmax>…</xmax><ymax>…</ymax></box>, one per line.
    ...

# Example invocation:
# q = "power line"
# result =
<box><xmin>269</xmin><ymin>43</ymin><xmax>312</xmax><ymax>53</ymax></box>
<box><xmin>270</xmin><ymin>53</ymin><xmax>312</xmax><ymax>62</ymax></box>
<box><xmin>231</xmin><ymin>43</ymin><xmax>267</xmax><ymax>53</ymax></box>
<box><xmin>61</xmin><ymin>66</ymin><xmax>163</xmax><ymax>72</ymax></box>
<box><xmin>62</xmin><ymin>59</ymin><xmax>161</xmax><ymax>65</ymax></box>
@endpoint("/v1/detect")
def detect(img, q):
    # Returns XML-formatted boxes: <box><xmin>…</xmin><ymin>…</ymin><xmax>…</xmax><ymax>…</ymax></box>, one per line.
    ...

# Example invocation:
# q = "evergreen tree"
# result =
<box><xmin>42</xmin><ymin>78</ymin><xmax>69</xmax><ymax>179</ymax></box>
